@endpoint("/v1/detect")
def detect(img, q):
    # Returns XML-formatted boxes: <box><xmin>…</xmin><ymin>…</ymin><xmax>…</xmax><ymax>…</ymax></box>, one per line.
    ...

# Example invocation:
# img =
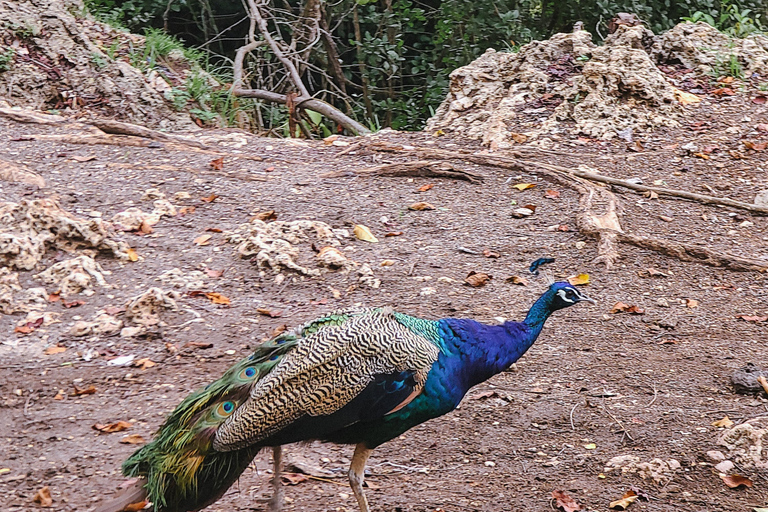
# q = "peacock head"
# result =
<box><xmin>548</xmin><ymin>282</ymin><xmax>596</xmax><ymax>311</ymax></box>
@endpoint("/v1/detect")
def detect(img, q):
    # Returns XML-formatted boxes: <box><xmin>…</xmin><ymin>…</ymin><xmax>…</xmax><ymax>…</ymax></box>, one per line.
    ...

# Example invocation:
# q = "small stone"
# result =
<box><xmin>755</xmin><ymin>190</ymin><xmax>768</xmax><ymax>207</ymax></box>
<box><xmin>142</xmin><ymin>188</ymin><xmax>165</xmax><ymax>200</ymax></box>
<box><xmin>706</xmin><ymin>450</ymin><xmax>725</xmax><ymax>462</ymax></box>
<box><xmin>511</xmin><ymin>207</ymin><xmax>534</xmax><ymax>218</ymax></box>
<box><xmin>575</xmin><ymin>241</ymin><xmax>587</xmax><ymax>249</ymax></box>
<box><xmin>174</xmin><ymin>191</ymin><xmax>192</xmax><ymax>200</ymax></box>
<box><xmin>656</xmin><ymin>298</ymin><xmax>669</xmax><ymax>308</ymax></box>
<box><xmin>739</xmin><ymin>220</ymin><xmax>754</xmax><ymax>228</ymax></box>
<box><xmin>120</xmin><ymin>326</ymin><xmax>143</xmax><ymax>338</ymax></box>
<box><xmin>484</xmin><ymin>461</ymin><xmax>496</xmax><ymax>467</ymax></box>
<box><xmin>666</xmin><ymin>459</ymin><xmax>681</xmax><ymax>471</ymax></box>
<box><xmin>714</xmin><ymin>460</ymin><xmax>734</xmax><ymax>473</ymax></box>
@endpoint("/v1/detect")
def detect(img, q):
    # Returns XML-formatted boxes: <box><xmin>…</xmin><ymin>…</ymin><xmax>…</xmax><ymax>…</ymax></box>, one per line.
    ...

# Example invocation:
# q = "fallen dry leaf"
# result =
<box><xmin>62</xmin><ymin>299</ymin><xmax>86</xmax><ymax>308</ymax></box>
<box><xmin>122</xmin><ymin>501</ymin><xmax>149</xmax><ymax>512</ymax></box>
<box><xmin>505</xmin><ymin>275</ymin><xmax>528</xmax><ymax>286</ymax></box>
<box><xmin>179</xmin><ymin>206</ymin><xmax>196</xmax><ymax>215</ymax></box>
<box><xmin>33</xmin><ymin>486</ymin><xmax>53</xmax><ymax>507</ymax></box>
<box><xmin>721</xmin><ymin>474</ymin><xmax>753</xmax><ymax>488</ymax></box>
<box><xmin>205</xmin><ymin>292</ymin><xmax>231</xmax><ymax>306</ymax></box>
<box><xmin>685</xmin><ymin>298</ymin><xmax>699</xmax><ymax>308</ymax></box>
<box><xmin>512</xmin><ymin>183</ymin><xmax>535</xmax><ymax>191</ymax></box>
<box><xmin>120</xmin><ymin>434</ymin><xmax>146</xmax><ymax>445</ymax></box>
<box><xmin>468</xmin><ymin>390</ymin><xmax>500</xmax><ymax>400</ymax></box>
<box><xmin>510</xmin><ymin>132</ymin><xmax>527</xmax><ymax>144</ymax></box>
<box><xmin>134</xmin><ymin>358</ymin><xmax>156</xmax><ymax>370</ymax></box>
<box><xmin>483</xmin><ymin>249</ymin><xmax>500</xmax><ymax>258</ymax></box>
<box><xmin>353</xmin><ymin>224</ymin><xmax>379</xmax><ymax>243</ymax></box>
<box><xmin>674</xmin><ymin>88</ymin><xmax>701</xmax><ymax>105</ymax></box>
<box><xmin>568</xmin><ymin>273</ymin><xmax>590</xmax><ymax>286</ymax></box>
<box><xmin>265</xmin><ymin>166</ymin><xmax>275</xmax><ymax>172</ymax></box>
<box><xmin>193</xmin><ymin>234</ymin><xmax>212</xmax><ymax>246</ymax></box>
<box><xmin>753</xmin><ymin>95</ymin><xmax>767</xmax><ymax>104</ymax></box>
<box><xmin>712</xmin><ymin>416</ymin><xmax>734</xmax><ymax>428</ymax></box>
<box><xmin>281</xmin><ymin>472</ymin><xmax>310</xmax><ymax>485</ymax></box>
<box><xmin>205</xmin><ymin>227</ymin><xmax>223</xmax><ymax>233</ymax></box>
<box><xmin>544</xmin><ymin>189</ymin><xmax>561</xmax><ymax>199</ymax></box>
<box><xmin>47</xmin><ymin>292</ymin><xmax>61</xmax><ymax>302</ymax></box>
<box><xmin>744</xmin><ymin>141</ymin><xmax>768</xmax><ymax>151</ymax></box>
<box><xmin>254</xmin><ymin>210</ymin><xmax>277</xmax><ymax>221</ymax></box>
<box><xmin>417</xmin><ymin>183</ymin><xmax>434</xmax><ymax>192</ymax></box>
<box><xmin>711</xmin><ymin>87</ymin><xmax>735</xmax><ymax>96</ymax></box>
<box><xmin>205</xmin><ymin>268</ymin><xmax>225</xmax><ymax>278</ymax></box>
<box><xmin>138</xmin><ymin>220</ymin><xmax>153</xmax><ymax>234</ymax></box>
<box><xmin>657</xmin><ymin>339</ymin><xmax>678</xmax><ymax>345</ymax></box>
<box><xmin>384</xmin><ymin>231</ymin><xmax>403</xmax><ymax>237</ymax></box>
<box><xmin>209</xmin><ymin>157</ymin><xmax>224</xmax><ymax>170</ymax></box>
<box><xmin>183</xmin><ymin>341</ymin><xmax>213</xmax><ymax>350</ymax></box>
<box><xmin>638</xmin><ymin>268</ymin><xmax>668</xmax><ymax>278</ymax></box>
<box><xmin>126</xmin><ymin>248</ymin><xmax>139</xmax><ymax>262</ymax></box>
<box><xmin>408</xmin><ymin>202</ymin><xmax>435</xmax><ymax>211</ymax></box>
<box><xmin>611</xmin><ymin>302</ymin><xmax>645</xmax><ymax>315</ymax></box>
<box><xmin>465</xmin><ymin>271</ymin><xmax>491</xmax><ymax>287</ymax></box>
<box><xmin>43</xmin><ymin>346</ymin><xmax>67</xmax><ymax>355</ymax></box>
<box><xmin>72</xmin><ymin>385</ymin><xmax>96</xmax><ymax>396</ymax></box>
<box><xmin>551</xmin><ymin>489</ymin><xmax>583</xmax><ymax>512</ymax></box>
<box><xmin>736</xmin><ymin>314</ymin><xmax>768</xmax><ymax>322</ymax></box>
<box><xmin>72</xmin><ymin>155</ymin><xmax>97</xmax><ymax>162</ymax></box>
<box><xmin>93</xmin><ymin>421</ymin><xmax>132</xmax><ymax>433</ymax></box>
<box><xmin>609</xmin><ymin>490</ymin><xmax>638</xmax><ymax>510</ymax></box>
<box><xmin>15</xmin><ymin>317</ymin><xmax>44</xmax><ymax>334</ymax></box>
<box><xmin>200</xmin><ymin>194</ymin><xmax>219</xmax><ymax>203</ymax></box>
<box><xmin>257</xmin><ymin>308</ymin><xmax>282</xmax><ymax>317</ymax></box>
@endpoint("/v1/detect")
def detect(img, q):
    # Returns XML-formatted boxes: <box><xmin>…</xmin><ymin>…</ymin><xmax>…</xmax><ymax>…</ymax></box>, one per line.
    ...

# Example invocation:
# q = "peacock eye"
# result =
<box><xmin>215</xmin><ymin>401</ymin><xmax>236</xmax><ymax>418</ymax></box>
<box><xmin>269</xmin><ymin>355</ymin><xmax>280</xmax><ymax>361</ymax></box>
<box><xmin>239</xmin><ymin>367</ymin><xmax>257</xmax><ymax>379</ymax></box>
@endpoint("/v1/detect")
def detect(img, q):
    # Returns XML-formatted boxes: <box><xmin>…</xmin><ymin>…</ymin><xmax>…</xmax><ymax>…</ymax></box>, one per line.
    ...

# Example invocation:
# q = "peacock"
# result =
<box><xmin>95</xmin><ymin>281</ymin><xmax>594</xmax><ymax>512</ymax></box>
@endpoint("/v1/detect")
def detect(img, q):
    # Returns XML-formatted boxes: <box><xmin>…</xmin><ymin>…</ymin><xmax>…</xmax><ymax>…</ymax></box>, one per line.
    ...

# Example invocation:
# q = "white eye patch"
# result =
<box><xmin>557</xmin><ymin>289</ymin><xmax>575</xmax><ymax>303</ymax></box>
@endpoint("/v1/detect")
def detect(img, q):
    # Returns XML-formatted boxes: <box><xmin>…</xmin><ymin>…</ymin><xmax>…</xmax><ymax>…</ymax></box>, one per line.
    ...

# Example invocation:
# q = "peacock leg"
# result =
<box><xmin>266</xmin><ymin>446</ymin><xmax>284</xmax><ymax>512</ymax></box>
<box><xmin>348</xmin><ymin>443</ymin><xmax>374</xmax><ymax>512</ymax></box>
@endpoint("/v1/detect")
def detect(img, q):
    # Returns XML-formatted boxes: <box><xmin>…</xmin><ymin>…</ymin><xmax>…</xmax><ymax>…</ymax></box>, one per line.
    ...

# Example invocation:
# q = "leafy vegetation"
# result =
<box><xmin>82</xmin><ymin>0</ymin><xmax>766</xmax><ymax>134</ymax></box>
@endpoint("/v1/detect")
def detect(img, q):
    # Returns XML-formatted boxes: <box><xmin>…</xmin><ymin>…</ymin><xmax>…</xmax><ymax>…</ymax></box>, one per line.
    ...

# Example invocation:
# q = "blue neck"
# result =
<box><xmin>438</xmin><ymin>292</ymin><xmax>556</xmax><ymax>390</ymax></box>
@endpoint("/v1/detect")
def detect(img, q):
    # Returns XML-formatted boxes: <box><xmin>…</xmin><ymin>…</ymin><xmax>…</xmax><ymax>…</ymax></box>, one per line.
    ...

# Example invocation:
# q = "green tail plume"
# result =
<box><xmin>122</xmin><ymin>335</ymin><xmax>297</xmax><ymax>511</ymax></box>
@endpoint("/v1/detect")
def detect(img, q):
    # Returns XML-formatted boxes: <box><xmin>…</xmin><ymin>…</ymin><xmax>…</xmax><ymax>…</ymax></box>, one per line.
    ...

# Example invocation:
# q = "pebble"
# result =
<box><xmin>706</xmin><ymin>450</ymin><xmax>725</xmax><ymax>462</ymax></box>
<box><xmin>714</xmin><ymin>460</ymin><xmax>734</xmax><ymax>473</ymax></box>
<box><xmin>484</xmin><ymin>461</ymin><xmax>496</xmax><ymax>467</ymax></box>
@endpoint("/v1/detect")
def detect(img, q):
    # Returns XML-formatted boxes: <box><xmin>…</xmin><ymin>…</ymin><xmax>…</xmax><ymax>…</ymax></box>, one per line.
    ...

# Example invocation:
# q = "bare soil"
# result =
<box><xmin>1</xmin><ymin>94</ymin><xmax>767</xmax><ymax>512</ymax></box>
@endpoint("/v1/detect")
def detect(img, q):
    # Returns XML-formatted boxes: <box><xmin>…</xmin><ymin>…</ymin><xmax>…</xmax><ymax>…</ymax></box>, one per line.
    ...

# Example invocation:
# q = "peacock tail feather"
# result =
<box><xmin>122</xmin><ymin>307</ymin><xmax>443</xmax><ymax>511</ymax></box>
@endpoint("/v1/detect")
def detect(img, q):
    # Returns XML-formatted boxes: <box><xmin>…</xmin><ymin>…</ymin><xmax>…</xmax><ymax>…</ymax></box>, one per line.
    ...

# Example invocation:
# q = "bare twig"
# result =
<box><xmin>322</xmin><ymin>160</ymin><xmax>484</xmax><ymax>182</ymax></box>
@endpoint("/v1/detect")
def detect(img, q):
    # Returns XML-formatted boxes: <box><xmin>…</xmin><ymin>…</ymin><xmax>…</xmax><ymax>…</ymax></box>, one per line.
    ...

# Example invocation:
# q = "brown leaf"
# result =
<box><xmin>468</xmin><ymin>390</ymin><xmax>500</xmax><ymax>400</ymax></box>
<box><xmin>753</xmin><ymin>95</ymin><xmax>767</xmax><ymax>104</ymax></box>
<box><xmin>522</xmin><ymin>204</ymin><xmax>537</xmax><ymax>212</ymax></box>
<box><xmin>123</xmin><ymin>501</ymin><xmax>149</xmax><ymax>512</ymax></box>
<box><xmin>353</xmin><ymin>224</ymin><xmax>379</xmax><ymax>243</ymax></box>
<box><xmin>712</xmin><ymin>416</ymin><xmax>734</xmax><ymax>428</ymax></box>
<box><xmin>482</xmin><ymin>249</ymin><xmax>500</xmax><ymax>258</ymax></box>
<box><xmin>205</xmin><ymin>268</ymin><xmax>224</xmax><ymax>278</ymax></box>
<box><xmin>557</xmin><ymin>225</ymin><xmax>570</xmax><ymax>232</ymax></box>
<box><xmin>47</xmin><ymin>292</ymin><xmax>61</xmax><ymax>302</ymax></box>
<box><xmin>638</xmin><ymin>267</ymin><xmax>669</xmax><ymax>278</ymax></box>
<box><xmin>205</xmin><ymin>292</ymin><xmax>231</xmax><ymax>306</ymax></box>
<box><xmin>611</xmin><ymin>302</ymin><xmax>645</xmax><ymax>315</ymax></box>
<box><xmin>384</xmin><ymin>231</ymin><xmax>404</xmax><ymax>237</ymax></box>
<box><xmin>179</xmin><ymin>206</ymin><xmax>196</xmax><ymax>215</ymax></box>
<box><xmin>408</xmin><ymin>202</ymin><xmax>435</xmax><ymax>211</ymax></box>
<box><xmin>134</xmin><ymin>358</ymin><xmax>156</xmax><ymax>370</ymax></box>
<box><xmin>609</xmin><ymin>490</ymin><xmax>638</xmax><ymax>510</ymax></box>
<box><xmin>62</xmin><ymin>300</ymin><xmax>86</xmax><ymax>308</ymax></box>
<box><xmin>657</xmin><ymin>339</ymin><xmax>678</xmax><ymax>345</ymax></box>
<box><xmin>711</xmin><ymin>87</ymin><xmax>735</xmax><ymax>96</ymax></box>
<box><xmin>43</xmin><ymin>346</ymin><xmax>67</xmax><ymax>355</ymax></box>
<box><xmin>265</xmin><ymin>166</ymin><xmax>275</xmax><ymax>172</ymax></box>
<box><xmin>544</xmin><ymin>189</ymin><xmax>561</xmax><ymax>199</ymax></box>
<box><xmin>721</xmin><ymin>474</ymin><xmax>753</xmax><ymax>488</ymax></box>
<box><xmin>685</xmin><ymin>298</ymin><xmax>699</xmax><ymax>308</ymax></box>
<box><xmin>505</xmin><ymin>275</ymin><xmax>528</xmax><ymax>286</ymax></box>
<box><xmin>138</xmin><ymin>220</ymin><xmax>153</xmax><ymax>234</ymax></box>
<box><xmin>271</xmin><ymin>324</ymin><xmax>288</xmax><ymax>337</ymax></box>
<box><xmin>417</xmin><ymin>183</ymin><xmax>434</xmax><ymax>192</ymax></box>
<box><xmin>257</xmin><ymin>308</ymin><xmax>282</xmax><ymax>317</ymax></box>
<box><xmin>200</xmin><ymin>194</ymin><xmax>219</xmax><ymax>203</ymax></box>
<box><xmin>183</xmin><ymin>341</ymin><xmax>213</xmax><ymax>350</ymax></box>
<box><xmin>281</xmin><ymin>472</ymin><xmax>309</xmax><ymax>485</ymax></box>
<box><xmin>93</xmin><ymin>421</ymin><xmax>132</xmax><ymax>433</ymax></box>
<box><xmin>120</xmin><ymin>434</ymin><xmax>146</xmax><ymax>445</ymax></box>
<box><xmin>552</xmin><ymin>489</ymin><xmax>583</xmax><ymax>512</ymax></box>
<box><xmin>209</xmin><ymin>157</ymin><xmax>224</xmax><ymax>170</ymax></box>
<box><xmin>465</xmin><ymin>271</ymin><xmax>491</xmax><ymax>287</ymax></box>
<box><xmin>15</xmin><ymin>317</ymin><xmax>44</xmax><ymax>334</ymax></box>
<box><xmin>254</xmin><ymin>210</ymin><xmax>277</xmax><ymax>222</ymax></box>
<box><xmin>126</xmin><ymin>248</ymin><xmax>139</xmax><ymax>262</ymax></box>
<box><xmin>736</xmin><ymin>314</ymin><xmax>768</xmax><ymax>322</ymax></box>
<box><xmin>193</xmin><ymin>234</ymin><xmax>212</xmax><ymax>246</ymax></box>
<box><xmin>33</xmin><ymin>486</ymin><xmax>53</xmax><ymax>507</ymax></box>
<box><xmin>510</xmin><ymin>132</ymin><xmax>528</xmax><ymax>144</ymax></box>
<box><xmin>72</xmin><ymin>385</ymin><xmax>96</xmax><ymax>396</ymax></box>
<box><xmin>72</xmin><ymin>155</ymin><xmax>96</xmax><ymax>162</ymax></box>
<box><xmin>104</xmin><ymin>306</ymin><xmax>125</xmax><ymax>316</ymax></box>
<box><xmin>744</xmin><ymin>141</ymin><xmax>768</xmax><ymax>151</ymax></box>
<box><xmin>205</xmin><ymin>227</ymin><xmax>223</xmax><ymax>233</ymax></box>
<box><xmin>729</xmin><ymin>150</ymin><xmax>747</xmax><ymax>159</ymax></box>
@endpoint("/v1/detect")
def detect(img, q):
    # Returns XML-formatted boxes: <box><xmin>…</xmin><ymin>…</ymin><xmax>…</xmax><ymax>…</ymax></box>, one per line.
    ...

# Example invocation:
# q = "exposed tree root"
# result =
<box><xmin>323</xmin><ymin>160</ymin><xmax>484</xmax><ymax>183</ymax></box>
<box><xmin>362</xmin><ymin>143</ymin><xmax>768</xmax><ymax>272</ymax></box>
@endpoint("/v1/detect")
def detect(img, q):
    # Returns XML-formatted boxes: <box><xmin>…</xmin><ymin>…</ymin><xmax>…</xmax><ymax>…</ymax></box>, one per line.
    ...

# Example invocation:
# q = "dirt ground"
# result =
<box><xmin>1</xmin><ymin>94</ymin><xmax>767</xmax><ymax>512</ymax></box>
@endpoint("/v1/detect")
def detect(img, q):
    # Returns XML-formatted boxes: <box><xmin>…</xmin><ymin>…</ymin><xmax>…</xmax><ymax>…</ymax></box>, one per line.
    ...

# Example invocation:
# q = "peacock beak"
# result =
<box><xmin>576</xmin><ymin>291</ymin><xmax>596</xmax><ymax>304</ymax></box>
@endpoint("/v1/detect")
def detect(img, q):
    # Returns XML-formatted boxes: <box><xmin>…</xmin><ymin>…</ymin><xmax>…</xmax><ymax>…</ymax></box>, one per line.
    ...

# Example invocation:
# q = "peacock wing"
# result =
<box><xmin>213</xmin><ymin>308</ymin><xmax>441</xmax><ymax>450</ymax></box>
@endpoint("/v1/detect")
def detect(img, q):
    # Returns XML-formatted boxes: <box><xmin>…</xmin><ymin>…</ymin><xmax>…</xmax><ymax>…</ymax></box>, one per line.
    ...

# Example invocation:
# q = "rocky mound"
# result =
<box><xmin>0</xmin><ymin>0</ymin><xmax>197</xmax><ymax>129</ymax></box>
<box><xmin>427</xmin><ymin>21</ymin><xmax>768</xmax><ymax>145</ymax></box>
